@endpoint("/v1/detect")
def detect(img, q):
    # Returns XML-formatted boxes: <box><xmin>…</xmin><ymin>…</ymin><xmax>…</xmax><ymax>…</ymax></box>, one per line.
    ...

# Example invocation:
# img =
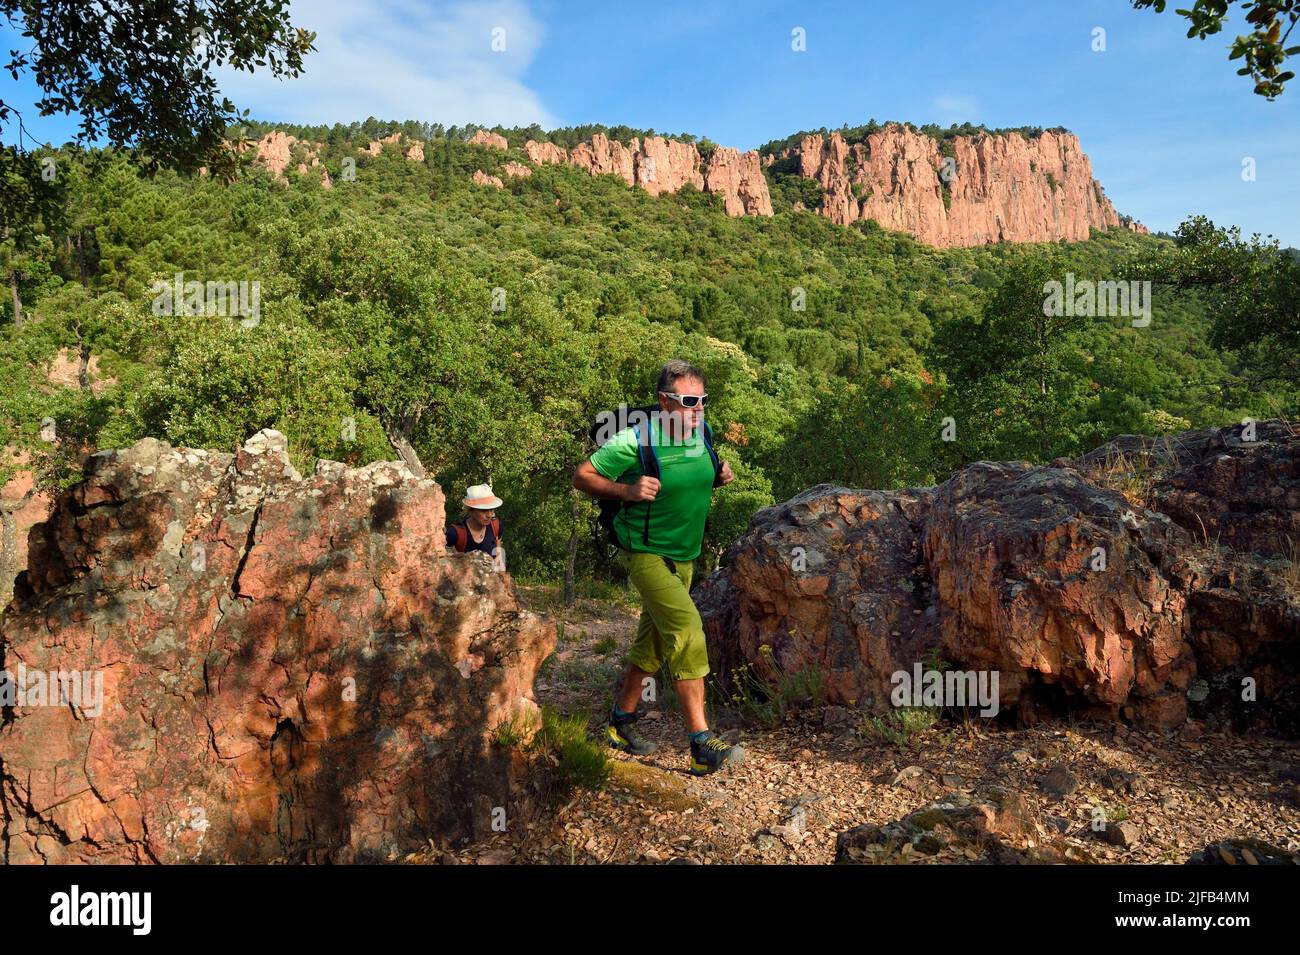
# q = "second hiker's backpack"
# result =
<box><xmin>451</xmin><ymin>518</ymin><xmax>502</xmax><ymax>553</ymax></box>
<box><xmin>588</xmin><ymin>404</ymin><xmax>723</xmax><ymax>550</ymax></box>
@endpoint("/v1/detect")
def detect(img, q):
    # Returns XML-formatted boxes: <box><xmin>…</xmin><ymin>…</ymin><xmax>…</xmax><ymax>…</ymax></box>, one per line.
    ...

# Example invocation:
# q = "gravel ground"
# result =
<box><xmin>428</xmin><ymin>585</ymin><xmax>1300</xmax><ymax>865</ymax></box>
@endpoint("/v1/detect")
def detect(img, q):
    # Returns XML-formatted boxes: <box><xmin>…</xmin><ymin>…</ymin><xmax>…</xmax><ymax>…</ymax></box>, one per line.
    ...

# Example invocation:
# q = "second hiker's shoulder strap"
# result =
<box><xmin>491</xmin><ymin>518</ymin><xmax>501</xmax><ymax>540</ymax></box>
<box><xmin>452</xmin><ymin>523</ymin><xmax>468</xmax><ymax>552</ymax></box>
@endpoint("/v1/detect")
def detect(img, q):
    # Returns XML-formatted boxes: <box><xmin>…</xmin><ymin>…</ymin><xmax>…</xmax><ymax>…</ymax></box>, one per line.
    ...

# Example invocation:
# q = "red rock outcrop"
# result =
<box><xmin>252</xmin><ymin>130</ymin><xmax>293</xmax><ymax>179</ymax></box>
<box><xmin>696</xmin><ymin>421</ymin><xmax>1299</xmax><ymax>734</ymax></box>
<box><xmin>469</xmin><ymin>130</ymin><xmax>509</xmax><ymax>151</ymax></box>
<box><xmin>361</xmin><ymin>133</ymin><xmax>402</xmax><ymax>157</ymax></box>
<box><xmin>472</xmin><ymin>170</ymin><xmax>504</xmax><ymax>189</ymax></box>
<box><xmin>1072</xmin><ymin>421</ymin><xmax>1300</xmax><ymax>733</ymax></box>
<box><xmin>0</xmin><ymin>430</ymin><xmax>554</xmax><ymax>863</ymax></box>
<box><xmin>531</xmin><ymin>134</ymin><xmax>771</xmax><ymax>217</ymax></box>
<box><xmin>1072</xmin><ymin>422</ymin><xmax>1299</xmax><ymax>559</ymax></box>
<box><xmin>637</xmin><ymin>136</ymin><xmax>704</xmax><ymax>197</ymax></box>
<box><xmin>524</xmin><ymin>140</ymin><xmax>568</xmax><ymax>165</ymax></box>
<box><xmin>703</xmin><ymin>147</ymin><xmax>774</xmax><ymax>216</ymax></box>
<box><xmin>292</xmin><ymin>162</ymin><xmax>332</xmax><ymax>188</ymax></box>
<box><xmin>569</xmin><ymin>133</ymin><xmax>637</xmax><ymax>184</ymax></box>
<box><xmin>241</xmin><ymin>132</ymin><xmax>328</xmax><ymax>183</ymax></box>
<box><xmin>502</xmin><ymin>161</ymin><xmax>532</xmax><ymax>179</ymax></box>
<box><xmin>769</xmin><ymin>126</ymin><xmax>1141</xmax><ymax>246</ymax></box>
<box><xmin>922</xmin><ymin>462</ymin><xmax>1197</xmax><ymax>728</ymax></box>
<box><xmin>239</xmin><ymin>123</ymin><xmax>1139</xmax><ymax>240</ymax></box>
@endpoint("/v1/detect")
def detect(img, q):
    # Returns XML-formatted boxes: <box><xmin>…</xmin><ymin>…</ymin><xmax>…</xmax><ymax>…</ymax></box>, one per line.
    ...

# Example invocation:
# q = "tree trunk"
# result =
<box><xmin>382</xmin><ymin>423</ymin><xmax>427</xmax><ymax>479</ymax></box>
<box><xmin>9</xmin><ymin>270</ymin><xmax>21</xmax><ymax>328</ymax></box>
<box><xmin>563</xmin><ymin>493</ymin><xmax>579</xmax><ymax>607</ymax></box>
<box><xmin>76</xmin><ymin>231</ymin><xmax>89</xmax><ymax>288</ymax></box>
<box><xmin>78</xmin><ymin>342</ymin><xmax>92</xmax><ymax>391</ymax></box>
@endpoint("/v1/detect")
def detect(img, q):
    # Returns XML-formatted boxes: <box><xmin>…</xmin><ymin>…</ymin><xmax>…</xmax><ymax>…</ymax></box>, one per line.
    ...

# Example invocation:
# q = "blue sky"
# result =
<box><xmin>3</xmin><ymin>0</ymin><xmax>1297</xmax><ymax>244</ymax></box>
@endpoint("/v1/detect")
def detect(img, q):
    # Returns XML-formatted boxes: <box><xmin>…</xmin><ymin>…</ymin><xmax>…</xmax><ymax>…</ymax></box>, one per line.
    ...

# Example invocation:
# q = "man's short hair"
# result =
<box><xmin>656</xmin><ymin>359</ymin><xmax>705</xmax><ymax>394</ymax></box>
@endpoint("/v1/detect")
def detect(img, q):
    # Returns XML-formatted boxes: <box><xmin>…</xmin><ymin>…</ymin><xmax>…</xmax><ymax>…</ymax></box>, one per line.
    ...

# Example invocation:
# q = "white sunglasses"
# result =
<box><xmin>659</xmin><ymin>391</ymin><xmax>708</xmax><ymax>408</ymax></box>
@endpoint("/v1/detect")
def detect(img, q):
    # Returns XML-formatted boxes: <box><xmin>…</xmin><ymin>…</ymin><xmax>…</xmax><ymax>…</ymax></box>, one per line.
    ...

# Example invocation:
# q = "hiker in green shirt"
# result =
<box><xmin>572</xmin><ymin>359</ymin><xmax>744</xmax><ymax>776</ymax></box>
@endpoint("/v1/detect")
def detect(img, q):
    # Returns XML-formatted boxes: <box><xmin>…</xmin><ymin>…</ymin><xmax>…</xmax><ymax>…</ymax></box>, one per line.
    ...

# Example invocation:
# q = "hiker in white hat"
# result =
<box><xmin>445</xmin><ymin>483</ymin><xmax>506</xmax><ymax>572</ymax></box>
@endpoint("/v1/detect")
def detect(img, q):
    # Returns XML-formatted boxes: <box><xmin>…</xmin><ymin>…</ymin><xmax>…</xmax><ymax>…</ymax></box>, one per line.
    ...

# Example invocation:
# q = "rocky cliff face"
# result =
<box><xmin>251</xmin><ymin>130</ymin><xmax>293</xmax><ymax>178</ymax></box>
<box><xmin>696</xmin><ymin>421</ymin><xmax>1299</xmax><ymax>735</ymax></box>
<box><xmin>240</xmin><ymin>123</ymin><xmax>1141</xmax><ymax>242</ymax></box>
<box><xmin>469</xmin><ymin>130</ymin><xmax>509</xmax><ymax>151</ymax></box>
<box><xmin>523</xmin><ymin>135</ymin><xmax>773</xmax><ymax>218</ymax></box>
<box><xmin>362</xmin><ymin>132</ymin><xmax>403</xmax><ymax>157</ymax></box>
<box><xmin>768</xmin><ymin>126</ymin><xmax>1142</xmax><ymax>246</ymax></box>
<box><xmin>0</xmin><ymin>430</ymin><xmax>554</xmax><ymax>863</ymax></box>
<box><xmin>524</xmin><ymin>140</ymin><xmax>568</xmax><ymax>165</ymax></box>
<box><xmin>243</xmin><ymin>131</ymin><xmax>330</xmax><ymax>187</ymax></box>
<box><xmin>703</xmin><ymin>146</ymin><xmax>774</xmax><ymax>217</ymax></box>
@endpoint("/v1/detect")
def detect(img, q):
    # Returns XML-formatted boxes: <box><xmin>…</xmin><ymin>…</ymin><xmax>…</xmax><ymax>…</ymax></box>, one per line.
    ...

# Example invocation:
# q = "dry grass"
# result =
<box><xmin>1282</xmin><ymin>535</ymin><xmax>1300</xmax><ymax>600</ymax></box>
<box><xmin>1091</xmin><ymin>446</ymin><xmax>1163</xmax><ymax>509</ymax></box>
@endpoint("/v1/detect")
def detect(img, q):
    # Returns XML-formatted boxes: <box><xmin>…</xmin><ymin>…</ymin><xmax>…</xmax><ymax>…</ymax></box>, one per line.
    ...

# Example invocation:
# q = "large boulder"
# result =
<box><xmin>696</xmin><ymin>485</ymin><xmax>935</xmax><ymax>711</ymax></box>
<box><xmin>923</xmin><ymin>461</ymin><xmax>1198</xmax><ymax>727</ymax></box>
<box><xmin>698</xmin><ymin>422</ymin><xmax>1299</xmax><ymax>734</ymax></box>
<box><xmin>0</xmin><ymin>431</ymin><xmax>554</xmax><ymax>863</ymax></box>
<box><xmin>1072</xmin><ymin>420</ymin><xmax>1299</xmax><ymax>559</ymax></box>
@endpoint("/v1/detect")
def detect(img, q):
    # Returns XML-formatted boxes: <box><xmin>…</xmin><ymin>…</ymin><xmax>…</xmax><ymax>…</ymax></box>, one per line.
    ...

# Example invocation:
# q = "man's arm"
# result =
<box><xmin>572</xmin><ymin>460</ymin><xmax>659</xmax><ymax>502</ymax></box>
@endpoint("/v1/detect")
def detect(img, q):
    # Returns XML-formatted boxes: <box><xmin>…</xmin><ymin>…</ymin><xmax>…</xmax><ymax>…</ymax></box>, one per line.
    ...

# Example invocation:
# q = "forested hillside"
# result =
<box><xmin>1</xmin><ymin>122</ymin><xmax>1291</xmax><ymax>581</ymax></box>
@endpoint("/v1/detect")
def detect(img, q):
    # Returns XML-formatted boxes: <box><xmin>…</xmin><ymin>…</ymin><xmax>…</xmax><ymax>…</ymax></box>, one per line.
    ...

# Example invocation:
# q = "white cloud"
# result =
<box><xmin>932</xmin><ymin>94</ymin><xmax>980</xmax><ymax>125</ymax></box>
<box><xmin>215</xmin><ymin>0</ymin><xmax>556</xmax><ymax>128</ymax></box>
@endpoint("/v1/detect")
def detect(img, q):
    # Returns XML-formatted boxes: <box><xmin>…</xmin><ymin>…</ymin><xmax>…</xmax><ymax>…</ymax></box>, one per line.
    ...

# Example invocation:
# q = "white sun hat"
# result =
<box><xmin>463</xmin><ymin>483</ymin><xmax>503</xmax><ymax>510</ymax></box>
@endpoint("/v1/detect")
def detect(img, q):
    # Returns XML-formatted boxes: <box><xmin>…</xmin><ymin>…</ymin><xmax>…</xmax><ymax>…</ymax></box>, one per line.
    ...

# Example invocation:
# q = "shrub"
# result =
<box><xmin>531</xmin><ymin>706</ymin><xmax>610</xmax><ymax>791</ymax></box>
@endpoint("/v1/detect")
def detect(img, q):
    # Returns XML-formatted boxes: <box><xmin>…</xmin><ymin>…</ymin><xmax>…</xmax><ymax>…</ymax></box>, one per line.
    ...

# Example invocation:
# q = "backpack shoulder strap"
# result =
<box><xmin>491</xmin><ymin>518</ymin><xmax>501</xmax><ymax>540</ymax></box>
<box><xmin>701</xmin><ymin>420</ymin><xmax>723</xmax><ymax>486</ymax></box>
<box><xmin>452</xmin><ymin>523</ymin><xmax>468</xmax><ymax>552</ymax></box>
<box><xmin>633</xmin><ymin>420</ymin><xmax>661</xmax><ymax>480</ymax></box>
<box><xmin>631</xmin><ymin>420</ymin><xmax>660</xmax><ymax>546</ymax></box>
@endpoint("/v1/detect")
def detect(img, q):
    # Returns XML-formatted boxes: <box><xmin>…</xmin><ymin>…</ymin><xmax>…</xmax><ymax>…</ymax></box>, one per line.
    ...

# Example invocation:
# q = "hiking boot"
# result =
<box><xmin>688</xmin><ymin>730</ymin><xmax>744</xmax><ymax>776</ymax></box>
<box><xmin>606</xmin><ymin>709</ymin><xmax>657</xmax><ymax>755</ymax></box>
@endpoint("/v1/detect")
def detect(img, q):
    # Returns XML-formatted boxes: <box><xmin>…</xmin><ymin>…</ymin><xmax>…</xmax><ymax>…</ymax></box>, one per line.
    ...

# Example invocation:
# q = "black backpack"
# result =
<box><xmin>588</xmin><ymin>403</ymin><xmax>724</xmax><ymax>550</ymax></box>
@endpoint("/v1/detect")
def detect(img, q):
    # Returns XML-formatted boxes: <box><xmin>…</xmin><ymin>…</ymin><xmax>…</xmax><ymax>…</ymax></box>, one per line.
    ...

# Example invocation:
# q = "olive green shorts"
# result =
<box><xmin>615</xmin><ymin>549</ymin><xmax>711</xmax><ymax>682</ymax></box>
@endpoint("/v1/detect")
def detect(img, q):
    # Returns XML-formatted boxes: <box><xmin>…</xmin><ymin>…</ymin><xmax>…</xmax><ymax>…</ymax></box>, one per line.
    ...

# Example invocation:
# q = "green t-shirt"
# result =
<box><xmin>590</xmin><ymin>417</ymin><xmax>716</xmax><ymax>561</ymax></box>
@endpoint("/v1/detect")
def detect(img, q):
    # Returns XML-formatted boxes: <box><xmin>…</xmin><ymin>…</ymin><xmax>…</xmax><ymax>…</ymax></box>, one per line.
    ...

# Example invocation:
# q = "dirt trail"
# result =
<box><xmin>442</xmin><ymin>585</ymin><xmax>1300</xmax><ymax>865</ymax></box>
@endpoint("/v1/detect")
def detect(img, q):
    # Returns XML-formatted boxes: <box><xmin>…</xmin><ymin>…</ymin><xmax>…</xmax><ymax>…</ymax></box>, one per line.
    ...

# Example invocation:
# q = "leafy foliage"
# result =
<box><xmin>1125</xmin><ymin>215</ymin><xmax>1300</xmax><ymax>390</ymax></box>
<box><xmin>1</xmin><ymin>0</ymin><xmax>314</xmax><ymax>192</ymax></box>
<box><xmin>0</xmin><ymin>131</ymin><xmax>1289</xmax><ymax>583</ymax></box>
<box><xmin>1133</xmin><ymin>0</ymin><xmax>1300</xmax><ymax>99</ymax></box>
